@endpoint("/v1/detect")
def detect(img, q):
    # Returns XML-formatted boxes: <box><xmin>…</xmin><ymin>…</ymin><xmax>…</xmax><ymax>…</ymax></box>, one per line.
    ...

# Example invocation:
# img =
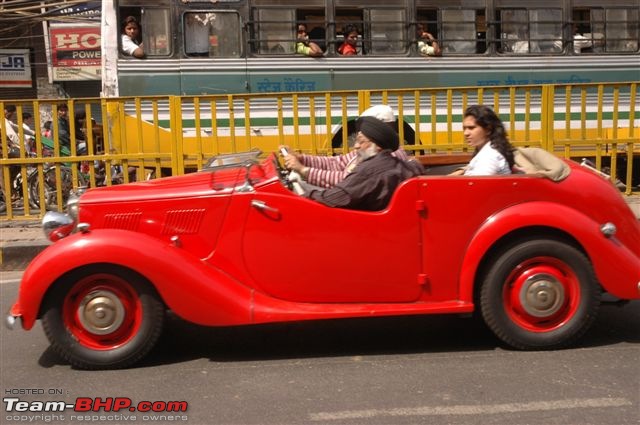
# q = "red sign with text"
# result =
<box><xmin>49</xmin><ymin>24</ymin><xmax>101</xmax><ymax>81</ymax></box>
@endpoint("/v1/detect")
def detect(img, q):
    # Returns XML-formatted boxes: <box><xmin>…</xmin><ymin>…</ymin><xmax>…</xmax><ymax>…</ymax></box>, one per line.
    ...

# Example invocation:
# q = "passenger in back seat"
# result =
<box><xmin>451</xmin><ymin>105</ymin><xmax>515</xmax><ymax>176</ymax></box>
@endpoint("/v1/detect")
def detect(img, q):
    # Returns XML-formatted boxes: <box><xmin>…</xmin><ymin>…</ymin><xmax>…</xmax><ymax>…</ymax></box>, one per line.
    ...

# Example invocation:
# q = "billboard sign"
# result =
<box><xmin>0</xmin><ymin>49</ymin><xmax>32</xmax><ymax>88</ymax></box>
<box><xmin>50</xmin><ymin>24</ymin><xmax>101</xmax><ymax>81</ymax></box>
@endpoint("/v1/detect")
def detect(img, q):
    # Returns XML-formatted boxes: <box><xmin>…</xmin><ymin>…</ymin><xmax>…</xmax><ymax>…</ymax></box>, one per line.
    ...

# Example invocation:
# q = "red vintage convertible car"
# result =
<box><xmin>6</xmin><ymin>150</ymin><xmax>640</xmax><ymax>369</ymax></box>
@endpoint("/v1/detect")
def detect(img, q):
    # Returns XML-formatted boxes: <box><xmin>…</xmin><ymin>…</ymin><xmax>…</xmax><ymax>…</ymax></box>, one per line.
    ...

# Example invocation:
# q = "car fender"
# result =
<box><xmin>15</xmin><ymin>229</ymin><xmax>253</xmax><ymax>330</ymax></box>
<box><xmin>459</xmin><ymin>201</ymin><xmax>640</xmax><ymax>303</ymax></box>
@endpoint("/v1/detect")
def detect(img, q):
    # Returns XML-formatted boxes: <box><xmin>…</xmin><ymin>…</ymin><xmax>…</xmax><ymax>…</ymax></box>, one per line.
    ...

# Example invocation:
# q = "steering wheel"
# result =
<box><xmin>275</xmin><ymin>147</ymin><xmax>298</xmax><ymax>191</ymax></box>
<box><xmin>277</xmin><ymin>148</ymin><xmax>305</xmax><ymax>195</ymax></box>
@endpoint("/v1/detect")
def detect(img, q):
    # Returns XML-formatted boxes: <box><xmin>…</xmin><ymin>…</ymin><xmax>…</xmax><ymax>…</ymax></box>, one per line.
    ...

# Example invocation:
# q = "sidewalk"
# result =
<box><xmin>628</xmin><ymin>195</ymin><xmax>640</xmax><ymax>220</ymax></box>
<box><xmin>1</xmin><ymin>196</ymin><xmax>639</xmax><ymax>272</ymax></box>
<box><xmin>1</xmin><ymin>219</ymin><xmax>50</xmax><ymax>271</ymax></box>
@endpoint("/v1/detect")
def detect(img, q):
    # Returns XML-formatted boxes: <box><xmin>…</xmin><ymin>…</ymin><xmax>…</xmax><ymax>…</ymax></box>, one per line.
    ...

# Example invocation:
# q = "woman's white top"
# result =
<box><xmin>464</xmin><ymin>142</ymin><xmax>512</xmax><ymax>176</ymax></box>
<box><xmin>121</xmin><ymin>35</ymin><xmax>140</xmax><ymax>55</ymax></box>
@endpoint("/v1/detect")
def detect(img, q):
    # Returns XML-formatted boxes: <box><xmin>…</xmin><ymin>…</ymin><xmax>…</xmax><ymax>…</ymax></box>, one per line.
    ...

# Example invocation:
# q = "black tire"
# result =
<box><xmin>41</xmin><ymin>266</ymin><xmax>165</xmax><ymax>369</ymax></box>
<box><xmin>480</xmin><ymin>239</ymin><xmax>601</xmax><ymax>350</ymax></box>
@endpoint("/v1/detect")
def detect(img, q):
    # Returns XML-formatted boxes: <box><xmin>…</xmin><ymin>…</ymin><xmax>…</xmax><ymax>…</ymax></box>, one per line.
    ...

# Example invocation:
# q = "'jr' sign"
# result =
<box><xmin>0</xmin><ymin>49</ymin><xmax>32</xmax><ymax>88</ymax></box>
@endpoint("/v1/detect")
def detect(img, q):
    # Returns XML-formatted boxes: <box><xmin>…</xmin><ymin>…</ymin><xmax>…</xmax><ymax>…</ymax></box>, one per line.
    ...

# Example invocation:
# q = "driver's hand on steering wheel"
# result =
<box><xmin>284</xmin><ymin>154</ymin><xmax>305</xmax><ymax>173</ymax></box>
<box><xmin>279</xmin><ymin>145</ymin><xmax>303</xmax><ymax>159</ymax></box>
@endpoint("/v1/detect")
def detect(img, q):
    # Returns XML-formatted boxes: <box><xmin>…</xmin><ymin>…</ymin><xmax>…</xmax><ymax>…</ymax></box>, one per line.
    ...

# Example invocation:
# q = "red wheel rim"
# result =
<box><xmin>502</xmin><ymin>256</ymin><xmax>581</xmax><ymax>332</ymax></box>
<box><xmin>62</xmin><ymin>274</ymin><xmax>142</xmax><ymax>350</ymax></box>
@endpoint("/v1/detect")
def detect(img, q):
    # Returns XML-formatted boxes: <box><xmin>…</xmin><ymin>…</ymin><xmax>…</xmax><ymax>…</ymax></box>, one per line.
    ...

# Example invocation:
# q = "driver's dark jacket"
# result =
<box><xmin>306</xmin><ymin>150</ymin><xmax>423</xmax><ymax>211</ymax></box>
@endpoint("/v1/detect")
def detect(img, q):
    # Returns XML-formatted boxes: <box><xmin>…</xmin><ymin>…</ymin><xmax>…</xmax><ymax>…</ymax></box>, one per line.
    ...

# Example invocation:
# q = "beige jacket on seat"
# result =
<box><xmin>514</xmin><ymin>147</ymin><xmax>571</xmax><ymax>182</ymax></box>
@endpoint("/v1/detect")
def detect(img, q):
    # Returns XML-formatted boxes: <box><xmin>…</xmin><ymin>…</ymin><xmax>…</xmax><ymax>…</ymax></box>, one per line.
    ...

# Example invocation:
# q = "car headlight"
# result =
<box><xmin>43</xmin><ymin>211</ymin><xmax>76</xmax><ymax>242</ymax></box>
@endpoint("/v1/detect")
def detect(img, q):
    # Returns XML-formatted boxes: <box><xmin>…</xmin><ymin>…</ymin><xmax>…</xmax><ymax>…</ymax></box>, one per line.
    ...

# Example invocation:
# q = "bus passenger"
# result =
<box><xmin>282</xmin><ymin>105</ymin><xmax>411</xmax><ymax>189</ymax></box>
<box><xmin>305</xmin><ymin>116</ymin><xmax>423</xmax><ymax>211</ymax></box>
<box><xmin>21</xmin><ymin>112</ymin><xmax>36</xmax><ymax>151</ymax></box>
<box><xmin>42</xmin><ymin>121</ymin><xmax>52</xmax><ymax>139</ymax></box>
<box><xmin>58</xmin><ymin>105</ymin><xmax>88</xmax><ymax>155</ymax></box>
<box><xmin>571</xmin><ymin>25</ymin><xmax>593</xmax><ymax>54</ymax></box>
<box><xmin>56</xmin><ymin>104</ymin><xmax>71</xmax><ymax>150</ymax></box>
<box><xmin>418</xmin><ymin>24</ymin><xmax>442</xmax><ymax>56</ymax></box>
<box><xmin>185</xmin><ymin>13</ymin><xmax>210</xmax><ymax>57</ymax></box>
<box><xmin>296</xmin><ymin>23</ymin><xmax>323</xmax><ymax>57</ymax></box>
<box><xmin>121</xmin><ymin>16</ymin><xmax>145</xmax><ymax>58</ymax></box>
<box><xmin>2</xmin><ymin>105</ymin><xmax>20</xmax><ymax>156</ymax></box>
<box><xmin>451</xmin><ymin>105</ymin><xmax>514</xmax><ymax>176</ymax></box>
<box><xmin>308</xmin><ymin>26</ymin><xmax>326</xmax><ymax>52</ymax></box>
<box><xmin>506</xmin><ymin>27</ymin><xmax>530</xmax><ymax>53</ymax></box>
<box><xmin>338</xmin><ymin>24</ymin><xmax>359</xmax><ymax>55</ymax></box>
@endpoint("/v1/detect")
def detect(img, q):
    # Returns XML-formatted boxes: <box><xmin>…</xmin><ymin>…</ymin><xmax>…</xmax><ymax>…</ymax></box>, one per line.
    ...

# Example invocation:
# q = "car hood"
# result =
<box><xmin>79</xmin><ymin>169</ymin><xmax>237</xmax><ymax>205</ymax></box>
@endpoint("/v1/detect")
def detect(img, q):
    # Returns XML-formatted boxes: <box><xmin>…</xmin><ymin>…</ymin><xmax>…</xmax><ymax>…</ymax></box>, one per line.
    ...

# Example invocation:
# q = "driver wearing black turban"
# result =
<box><xmin>356</xmin><ymin>116</ymin><xmax>400</xmax><ymax>151</ymax></box>
<box><xmin>306</xmin><ymin>117</ymin><xmax>423</xmax><ymax>211</ymax></box>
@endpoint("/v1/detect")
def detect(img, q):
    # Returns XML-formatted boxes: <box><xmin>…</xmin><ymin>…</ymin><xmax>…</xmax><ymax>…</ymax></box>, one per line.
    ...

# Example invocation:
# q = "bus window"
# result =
<box><xmin>298</xmin><ymin>10</ymin><xmax>327</xmax><ymax>52</ymax></box>
<box><xmin>573</xmin><ymin>6</ymin><xmax>638</xmax><ymax>54</ymax></box>
<box><xmin>367</xmin><ymin>8</ymin><xmax>406</xmax><ymax>55</ymax></box>
<box><xmin>416</xmin><ymin>11</ymin><xmax>437</xmax><ymax>37</ymax></box>
<box><xmin>498</xmin><ymin>7</ymin><xmax>562</xmax><ymax>54</ymax></box>
<box><xmin>335</xmin><ymin>7</ymin><xmax>363</xmax><ymax>54</ymax></box>
<box><xmin>441</xmin><ymin>9</ymin><xmax>478</xmax><ymax>54</ymax></box>
<box><xmin>335</xmin><ymin>3</ymin><xmax>406</xmax><ymax>56</ymax></box>
<box><xmin>253</xmin><ymin>8</ymin><xmax>296</xmax><ymax>54</ymax></box>
<box><xmin>498</xmin><ymin>9</ymin><xmax>528</xmax><ymax>53</ymax></box>
<box><xmin>530</xmin><ymin>9</ymin><xmax>562</xmax><ymax>53</ymax></box>
<box><xmin>184</xmin><ymin>12</ymin><xmax>242</xmax><ymax>57</ymax></box>
<box><xmin>141</xmin><ymin>8</ymin><xmax>171</xmax><ymax>56</ymax></box>
<box><xmin>604</xmin><ymin>8</ymin><xmax>639</xmax><ymax>52</ymax></box>
<box><xmin>475</xmin><ymin>13</ymin><xmax>487</xmax><ymax>54</ymax></box>
<box><xmin>416</xmin><ymin>9</ymin><xmax>438</xmax><ymax>53</ymax></box>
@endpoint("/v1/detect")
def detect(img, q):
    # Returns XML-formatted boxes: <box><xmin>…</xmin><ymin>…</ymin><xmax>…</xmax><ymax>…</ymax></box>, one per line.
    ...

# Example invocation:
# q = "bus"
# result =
<box><xmin>101</xmin><ymin>0</ymin><xmax>640</xmax><ymax>97</ymax></box>
<box><xmin>95</xmin><ymin>0</ymin><xmax>638</xmax><ymax>188</ymax></box>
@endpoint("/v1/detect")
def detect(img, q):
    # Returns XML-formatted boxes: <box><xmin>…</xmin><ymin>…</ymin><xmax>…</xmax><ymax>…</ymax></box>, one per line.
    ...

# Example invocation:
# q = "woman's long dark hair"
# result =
<box><xmin>464</xmin><ymin>105</ymin><xmax>515</xmax><ymax>169</ymax></box>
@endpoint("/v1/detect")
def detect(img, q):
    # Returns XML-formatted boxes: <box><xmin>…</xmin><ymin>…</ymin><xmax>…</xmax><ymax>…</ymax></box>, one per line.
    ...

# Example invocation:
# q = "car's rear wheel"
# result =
<box><xmin>41</xmin><ymin>267</ymin><xmax>164</xmax><ymax>369</ymax></box>
<box><xmin>480</xmin><ymin>238</ymin><xmax>600</xmax><ymax>349</ymax></box>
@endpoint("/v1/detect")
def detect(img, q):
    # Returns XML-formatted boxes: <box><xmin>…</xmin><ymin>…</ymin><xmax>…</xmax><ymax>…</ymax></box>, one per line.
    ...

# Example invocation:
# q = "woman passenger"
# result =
<box><xmin>296</xmin><ymin>23</ymin><xmax>323</xmax><ymax>57</ymax></box>
<box><xmin>454</xmin><ymin>105</ymin><xmax>515</xmax><ymax>176</ymax></box>
<box><xmin>121</xmin><ymin>16</ymin><xmax>145</xmax><ymax>58</ymax></box>
<box><xmin>338</xmin><ymin>24</ymin><xmax>359</xmax><ymax>55</ymax></box>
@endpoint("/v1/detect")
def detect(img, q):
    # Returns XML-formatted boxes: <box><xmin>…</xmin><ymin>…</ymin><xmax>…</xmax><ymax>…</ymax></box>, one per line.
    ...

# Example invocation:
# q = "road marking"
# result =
<box><xmin>309</xmin><ymin>398</ymin><xmax>633</xmax><ymax>421</ymax></box>
<box><xmin>0</xmin><ymin>278</ymin><xmax>22</xmax><ymax>285</ymax></box>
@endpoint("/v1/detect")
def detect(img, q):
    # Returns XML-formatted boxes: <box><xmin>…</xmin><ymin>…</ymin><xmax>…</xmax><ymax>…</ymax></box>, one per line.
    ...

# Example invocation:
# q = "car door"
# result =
<box><xmin>241</xmin><ymin>180</ymin><xmax>423</xmax><ymax>303</ymax></box>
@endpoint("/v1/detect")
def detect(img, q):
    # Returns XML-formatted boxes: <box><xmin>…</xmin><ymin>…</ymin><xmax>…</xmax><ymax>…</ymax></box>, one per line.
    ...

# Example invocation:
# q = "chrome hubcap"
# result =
<box><xmin>519</xmin><ymin>273</ymin><xmax>565</xmax><ymax>317</ymax></box>
<box><xmin>77</xmin><ymin>290</ymin><xmax>125</xmax><ymax>335</ymax></box>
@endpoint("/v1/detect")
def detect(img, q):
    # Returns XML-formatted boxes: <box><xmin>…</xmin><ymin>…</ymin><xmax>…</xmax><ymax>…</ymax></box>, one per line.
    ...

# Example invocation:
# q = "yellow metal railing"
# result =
<box><xmin>2</xmin><ymin>82</ymin><xmax>638</xmax><ymax>220</ymax></box>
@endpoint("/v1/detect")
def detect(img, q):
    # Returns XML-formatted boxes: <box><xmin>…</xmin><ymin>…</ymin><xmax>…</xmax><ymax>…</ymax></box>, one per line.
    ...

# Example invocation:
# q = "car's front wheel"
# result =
<box><xmin>41</xmin><ymin>266</ymin><xmax>165</xmax><ymax>369</ymax></box>
<box><xmin>480</xmin><ymin>238</ymin><xmax>601</xmax><ymax>350</ymax></box>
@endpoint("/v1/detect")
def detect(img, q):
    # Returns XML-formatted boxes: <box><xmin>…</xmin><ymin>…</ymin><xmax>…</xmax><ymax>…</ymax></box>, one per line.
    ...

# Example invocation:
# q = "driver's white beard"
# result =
<box><xmin>357</xmin><ymin>144</ymin><xmax>379</xmax><ymax>160</ymax></box>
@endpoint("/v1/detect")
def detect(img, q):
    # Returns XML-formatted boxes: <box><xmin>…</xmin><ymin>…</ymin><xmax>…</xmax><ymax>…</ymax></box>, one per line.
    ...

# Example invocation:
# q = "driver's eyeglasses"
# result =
<box><xmin>297</xmin><ymin>29</ymin><xmax>306</xmax><ymax>34</ymax></box>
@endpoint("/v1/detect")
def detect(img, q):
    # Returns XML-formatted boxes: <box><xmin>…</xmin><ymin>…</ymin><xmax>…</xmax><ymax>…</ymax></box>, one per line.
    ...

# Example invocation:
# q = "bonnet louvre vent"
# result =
<box><xmin>104</xmin><ymin>212</ymin><xmax>142</xmax><ymax>230</ymax></box>
<box><xmin>162</xmin><ymin>209</ymin><xmax>206</xmax><ymax>235</ymax></box>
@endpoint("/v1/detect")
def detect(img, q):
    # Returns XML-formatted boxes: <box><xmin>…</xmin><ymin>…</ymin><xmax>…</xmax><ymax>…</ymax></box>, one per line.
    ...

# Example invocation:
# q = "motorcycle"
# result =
<box><xmin>0</xmin><ymin>152</ymin><xmax>39</xmax><ymax>213</ymax></box>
